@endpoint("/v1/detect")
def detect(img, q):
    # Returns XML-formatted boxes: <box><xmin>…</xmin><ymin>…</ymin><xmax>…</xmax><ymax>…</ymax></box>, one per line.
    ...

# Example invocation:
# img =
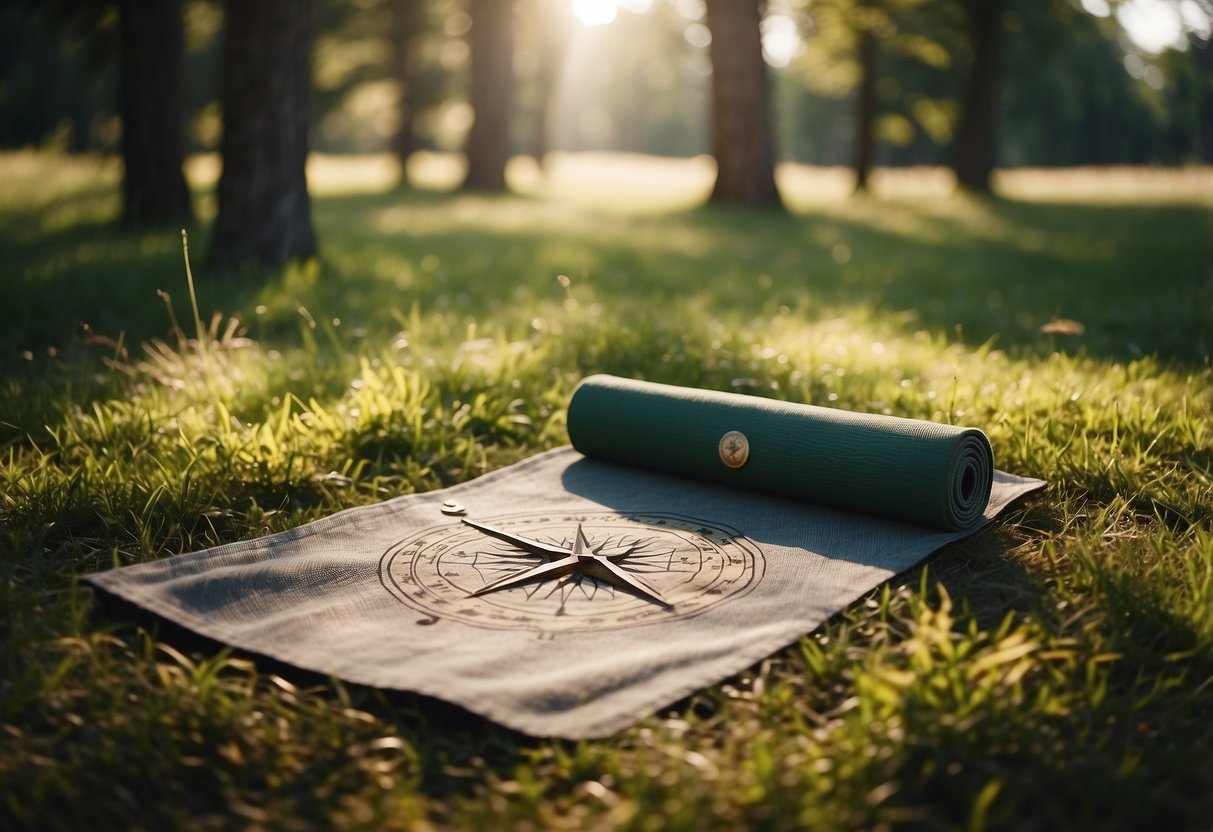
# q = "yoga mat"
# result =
<box><xmin>568</xmin><ymin>375</ymin><xmax>993</xmax><ymax>531</ymax></box>
<box><xmin>86</xmin><ymin>378</ymin><xmax>1045</xmax><ymax>737</ymax></box>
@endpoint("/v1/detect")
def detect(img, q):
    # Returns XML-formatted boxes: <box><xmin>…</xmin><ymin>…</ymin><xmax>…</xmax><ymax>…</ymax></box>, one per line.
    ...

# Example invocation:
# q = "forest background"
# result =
<box><xmin>3</xmin><ymin>0</ymin><xmax>1210</xmax><ymax>189</ymax></box>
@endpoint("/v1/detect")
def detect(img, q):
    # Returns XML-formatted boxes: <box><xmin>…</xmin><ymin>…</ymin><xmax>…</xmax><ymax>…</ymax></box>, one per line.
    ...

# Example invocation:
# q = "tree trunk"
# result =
<box><xmin>852</xmin><ymin>28</ymin><xmax>878</xmax><ymax>193</ymax></box>
<box><xmin>952</xmin><ymin>1</ymin><xmax>1004</xmax><ymax>193</ymax></box>
<box><xmin>462</xmin><ymin>0</ymin><xmax>515</xmax><ymax>191</ymax></box>
<box><xmin>117</xmin><ymin>0</ymin><xmax>190</xmax><ymax>225</ymax></box>
<box><xmin>703</xmin><ymin>0</ymin><xmax>781</xmax><ymax>207</ymax></box>
<box><xmin>390</xmin><ymin>2</ymin><xmax>424</xmax><ymax>185</ymax></box>
<box><xmin>531</xmin><ymin>21</ymin><xmax>566</xmax><ymax>166</ymax></box>
<box><xmin>531</xmin><ymin>87</ymin><xmax>551</xmax><ymax>165</ymax></box>
<box><xmin>211</xmin><ymin>0</ymin><xmax>316</xmax><ymax>268</ymax></box>
<box><xmin>1195</xmin><ymin>35</ymin><xmax>1213</xmax><ymax>163</ymax></box>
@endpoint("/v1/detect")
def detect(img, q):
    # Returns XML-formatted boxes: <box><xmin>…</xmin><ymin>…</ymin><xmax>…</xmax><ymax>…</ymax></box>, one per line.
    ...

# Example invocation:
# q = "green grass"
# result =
<box><xmin>2</xmin><ymin>149</ymin><xmax>1212</xmax><ymax>830</ymax></box>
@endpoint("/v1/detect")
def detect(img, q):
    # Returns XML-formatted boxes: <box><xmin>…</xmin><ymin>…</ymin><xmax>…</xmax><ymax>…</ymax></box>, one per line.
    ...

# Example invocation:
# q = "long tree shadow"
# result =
<box><xmin>5</xmin><ymin>183</ymin><xmax>1209</xmax><ymax>377</ymax></box>
<box><xmin>304</xmin><ymin>187</ymin><xmax>1213</xmax><ymax>365</ymax></box>
<box><xmin>670</xmin><ymin>196</ymin><xmax>1212</xmax><ymax>364</ymax></box>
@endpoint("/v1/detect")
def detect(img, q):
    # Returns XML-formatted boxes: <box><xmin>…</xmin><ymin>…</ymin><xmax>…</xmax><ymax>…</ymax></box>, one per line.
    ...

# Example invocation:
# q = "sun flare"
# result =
<box><xmin>571</xmin><ymin>0</ymin><xmax>619</xmax><ymax>26</ymax></box>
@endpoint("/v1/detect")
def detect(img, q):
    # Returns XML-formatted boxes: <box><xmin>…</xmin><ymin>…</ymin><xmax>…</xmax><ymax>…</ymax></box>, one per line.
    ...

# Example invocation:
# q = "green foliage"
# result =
<box><xmin>782</xmin><ymin>0</ymin><xmax>1213</xmax><ymax>167</ymax></box>
<box><xmin>0</xmin><ymin>6</ymin><xmax>117</xmax><ymax>152</ymax></box>
<box><xmin>1</xmin><ymin>152</ymin><xmax>1212</xmax><ymax>829</ymax></box>
<box><xmin>4</xmin><ymin>0</ymin><xmax>1209</xmax><ymax>166</ymax></box>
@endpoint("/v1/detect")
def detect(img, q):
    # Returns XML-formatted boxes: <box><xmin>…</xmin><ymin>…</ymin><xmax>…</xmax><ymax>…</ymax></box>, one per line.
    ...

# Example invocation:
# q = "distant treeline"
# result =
<box><xmin>1</xmin><ymin>0</ymin><xmax>1208</xmax><ymax>168</ymax></box>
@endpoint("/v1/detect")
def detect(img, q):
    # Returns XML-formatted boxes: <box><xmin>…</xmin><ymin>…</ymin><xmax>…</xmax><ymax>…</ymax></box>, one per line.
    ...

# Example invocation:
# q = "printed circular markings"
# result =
<box><xmin>378</xmin><ymin>512</ymin><xmax>764</xmax><ymax>632</ymax></box>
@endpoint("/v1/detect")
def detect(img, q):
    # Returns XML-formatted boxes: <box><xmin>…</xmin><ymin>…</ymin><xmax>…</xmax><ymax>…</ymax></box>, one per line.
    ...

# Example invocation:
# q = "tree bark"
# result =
<box><xmin>462</xmin><ymin>0</ymin><xmax>515</xmax><ymax>190</ymax></box>
<box><xmin>117</xmin><ymin>0</ymin><xmax>191</xmax><ymax>224</ymax></box>
<box><xmin>530</xmin><ymin>13</ymin><xmax>568</xmax><ymax>166</ymax></box>
<box><xmin>211</xmin><ymin>0</ymin><xmax>316</xmax><ymax>268</ymax></box>
<box><xmin>390</xmin><ymin>1</ymin><xmax>425</xmax><ymax>184</ymax></box>
<box><xmin>703</xmin><ymin>0</ymin><xmax>781</xmax><ymax>207</ymax></box>
<box><xmin>952</xmin><ymin>1</ymin><xmax>1004</xmax><ymax>193</ymax></box>
<box><xmin>1195</xmin><ymin>35</ymin><xmax>1213</xmax><ymax>163</ymax></box>
<box><xmin>852</xmin><ymin>27</ymin><xmax>879</xmax><ymax>193</ymax></box>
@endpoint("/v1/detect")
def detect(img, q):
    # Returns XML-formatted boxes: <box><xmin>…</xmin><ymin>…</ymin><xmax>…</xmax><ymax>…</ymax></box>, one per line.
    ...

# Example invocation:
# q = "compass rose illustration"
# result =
<box><xmin>378</xmin><ymin>512</ymin><xmax>764</xmax><ymax>633</ymax></box>
<box><xmin>461</xmin><ymin>518</ymin><xmax>671</xmax><ymax>607</ymax></box>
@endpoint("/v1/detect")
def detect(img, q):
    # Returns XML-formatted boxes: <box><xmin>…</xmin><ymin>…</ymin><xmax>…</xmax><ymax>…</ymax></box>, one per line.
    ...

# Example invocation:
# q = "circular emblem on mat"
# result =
<box><xmin>718</xmin><ymin>430</ymin><xmax>750</xmax><ymax>469</ymax></box>
<box><xmin>378</xmin><ymin>512</ymin><xmax>764</xmax><ymax>633</ymax></box>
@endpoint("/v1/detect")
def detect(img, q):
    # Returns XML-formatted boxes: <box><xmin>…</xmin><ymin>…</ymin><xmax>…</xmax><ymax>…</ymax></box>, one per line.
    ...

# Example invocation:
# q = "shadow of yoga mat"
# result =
<box><xmin>86</xmin><ymin>377</ymin><xmax>1044</xmax><ymax>738</ymax></box>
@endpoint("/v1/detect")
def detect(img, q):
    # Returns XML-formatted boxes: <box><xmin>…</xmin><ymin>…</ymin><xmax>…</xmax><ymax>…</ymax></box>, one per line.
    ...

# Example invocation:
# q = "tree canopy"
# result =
<box><xmin>0</xmin><ymin>0</ymin><xmax>1209</xmax><ymax>254</ymax></box>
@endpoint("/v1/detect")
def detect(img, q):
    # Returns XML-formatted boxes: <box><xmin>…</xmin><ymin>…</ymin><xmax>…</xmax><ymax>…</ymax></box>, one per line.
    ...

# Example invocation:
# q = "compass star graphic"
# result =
<box><xmin>461</xmin><ymin>518</ymin><xmax>671</xmax><ymax>606</ymax></box>
<box><xmin>378</xmin><ymin>512</ymin><xmax>764</xmax><ymax>633</ymax></box>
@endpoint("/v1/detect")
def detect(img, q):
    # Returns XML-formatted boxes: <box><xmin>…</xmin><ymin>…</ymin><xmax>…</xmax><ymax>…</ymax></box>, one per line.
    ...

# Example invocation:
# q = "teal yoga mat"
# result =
<box><xmin>567</xmin><ymin>374</ymin><xmax>994</xmax><ymax>531</ymax></box>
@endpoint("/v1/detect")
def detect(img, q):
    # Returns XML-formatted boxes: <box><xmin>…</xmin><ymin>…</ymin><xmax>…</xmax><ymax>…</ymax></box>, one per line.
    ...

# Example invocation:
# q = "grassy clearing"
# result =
<box><xmin>2</xmin><ymin>150</ymin><xmax>1211</xmax><ymax>830</ymax></box>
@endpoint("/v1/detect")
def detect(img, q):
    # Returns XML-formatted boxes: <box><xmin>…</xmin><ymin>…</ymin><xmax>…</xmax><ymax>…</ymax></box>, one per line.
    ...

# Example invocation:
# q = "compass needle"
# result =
<box><xmin>592</xmin><ymin>558</ymin><xmax>673</xmax><ymax>608</ymax></box>
<box><xmin>468</xmin><ymin>556</ymin><xmax>578</xmax><ymax>597</ymax></box>
<box><xmin>461</xmin><ymin>518</ymin><xmax>569</xmax><ymax>558</ymax></box>
<box><xmin>573</xmin><ymin>523</ymin><xmax>592</xmax><ymax>554</ymax></box>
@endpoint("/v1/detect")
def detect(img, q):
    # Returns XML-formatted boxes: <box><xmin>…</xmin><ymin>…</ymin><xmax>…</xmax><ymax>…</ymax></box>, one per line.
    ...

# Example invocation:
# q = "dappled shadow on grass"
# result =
<box><xmin>0</xmin><ymin>214</ymin><xmax>270</xmax><ymax>370</ymax></box>
<box><xmin>679</xmin><ymin>196</ymin><xmax>1210</xmax><ymax>364</ymax></box>
<box><xmin>662</xmin><ymin>522</ymin><xmax>1213</xmax><ymax>829</ymax></box>
<box><xmin>84</xmin><ymin>591</ymin><xmax>535</xmax><ymax>804</ymax></box>
<box><xmin>302</xmin><ymin>187</ymin><xmax>1211</xmax><ymax>366</ymax></box>
<box><xmin>921</xmin><ymin>523</ymin><xmax>1050</xmax><ymax>630</ymax></box>
<box><xmin>5</xmin><ymin>590</ymin><xmax>524</xmax><ymax>829</ymax></box>
<box><xmin>5</xmin><ymin>175</ymin><xmax>1210</xmax><ymax>380</ymax></box>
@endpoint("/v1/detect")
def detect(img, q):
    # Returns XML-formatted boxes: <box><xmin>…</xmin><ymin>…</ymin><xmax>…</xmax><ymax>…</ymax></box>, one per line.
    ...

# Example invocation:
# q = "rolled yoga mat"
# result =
<box><xmin>566</xmin><ymin>374</ymin><xmax>994</xmax><ymax>531</ymax></box>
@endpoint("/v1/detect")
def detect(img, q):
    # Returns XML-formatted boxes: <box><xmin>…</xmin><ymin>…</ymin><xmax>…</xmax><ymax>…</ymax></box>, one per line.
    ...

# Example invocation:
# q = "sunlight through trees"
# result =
<box><xmin>2</xmin><ymin>0</ymin><xmax>1209</xmax><ymax>258</ymax></box>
